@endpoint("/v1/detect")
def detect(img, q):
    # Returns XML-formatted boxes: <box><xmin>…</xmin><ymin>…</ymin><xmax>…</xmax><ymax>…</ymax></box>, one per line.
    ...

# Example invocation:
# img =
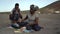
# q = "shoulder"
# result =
<box><xmin>35</xmin><ymin>11</ymin><xmax>39</xmax><ymax>17</ymax></box>
<box><xmin>10</xmin><ymin>8</ymin><xmax>14</xmax><ymax>14</ymax></box>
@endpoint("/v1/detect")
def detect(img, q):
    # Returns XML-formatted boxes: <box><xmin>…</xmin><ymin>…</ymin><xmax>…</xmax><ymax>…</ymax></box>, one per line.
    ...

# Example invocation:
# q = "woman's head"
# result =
<box><xmin>30</xmin><ymin>4</ymin><xmax>34</xmax><ymax>10</ymax></box>
<box><xmin>15</xmin><ymin>3</ymin><xmax>19</xmax><ymax>9</ymax></box>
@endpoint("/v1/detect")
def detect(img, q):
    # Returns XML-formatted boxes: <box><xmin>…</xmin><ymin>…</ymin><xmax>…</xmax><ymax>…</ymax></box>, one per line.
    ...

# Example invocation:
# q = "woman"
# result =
<box><xmin>9</xmin><ymin>3</ymin><xmax>28</xmax><ymax>30</ymax></box>
<box><xmin>22</xmin><ymin>4</ymin><xmax>42</xmax><ymax>31</ymax></box>
<box><xmin>9</xmin><ymin>3</ymin><xmax>22</xmax><ymax>29</ymax></box>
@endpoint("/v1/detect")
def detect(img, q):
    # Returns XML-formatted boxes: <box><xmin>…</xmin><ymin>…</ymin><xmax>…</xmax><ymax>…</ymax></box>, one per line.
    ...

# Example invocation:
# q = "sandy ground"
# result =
<box><xmin>0</xmin><ymin>14</ymin><xmax>60</xmax><ymax>34</ymax></box>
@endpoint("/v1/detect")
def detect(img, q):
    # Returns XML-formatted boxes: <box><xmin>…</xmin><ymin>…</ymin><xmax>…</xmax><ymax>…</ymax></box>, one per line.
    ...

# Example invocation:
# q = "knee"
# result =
<box><xmin>34</xmin><ymin>26</ymin><xmax>41</xmax><ymax>31</ymax></box>
<box><xmin>34</xmin><ymin>27</ymin><xmax>41</xmax><ymax>31</ymax></box>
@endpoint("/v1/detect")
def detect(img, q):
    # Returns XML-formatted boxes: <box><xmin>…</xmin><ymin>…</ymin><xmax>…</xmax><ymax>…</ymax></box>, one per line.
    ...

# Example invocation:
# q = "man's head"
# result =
<box><xmin>30</xmin><ymin>4</ymin><xmax>34</xmax><ymax>10</ymax></box>
<box><xmin>15</xmin><ymin>3</ymin><xmax>19</xmax><ymax>9</ymax></box>
<box><xmin>30</xmin><ymin>4</ymin><xmax>35</xmax><ymax>14</ymax></box>
<box><xmin>30</xmin><ymin>4</ymin><xmax>39</xmax><ymax>14</ymax></box>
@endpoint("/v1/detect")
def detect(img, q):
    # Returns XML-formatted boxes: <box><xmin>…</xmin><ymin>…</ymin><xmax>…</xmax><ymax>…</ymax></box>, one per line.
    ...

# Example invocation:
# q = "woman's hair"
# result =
<box><xmin>15</xmin><ymin>3</ymin><xmax>19</xmax><ymax>6</ymax></box>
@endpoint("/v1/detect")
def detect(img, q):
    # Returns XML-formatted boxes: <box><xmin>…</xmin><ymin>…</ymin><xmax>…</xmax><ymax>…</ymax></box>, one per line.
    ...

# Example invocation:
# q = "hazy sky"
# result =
<box><xmin>0</xmin><ymin>0</ymin><xmax>57</xmax><ymax>12</ymax></box>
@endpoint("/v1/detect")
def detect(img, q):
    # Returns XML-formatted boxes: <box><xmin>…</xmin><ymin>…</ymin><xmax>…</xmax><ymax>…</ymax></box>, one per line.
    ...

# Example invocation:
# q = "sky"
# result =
<box><xmin>0</xmin><ymin>0</ymin><xmax>57</xmax><ymax>12</ymax></box>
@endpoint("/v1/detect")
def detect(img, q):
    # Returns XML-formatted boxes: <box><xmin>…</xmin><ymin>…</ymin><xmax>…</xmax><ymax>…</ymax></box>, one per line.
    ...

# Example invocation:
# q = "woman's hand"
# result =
<box><xmin>18</xmin><ymin>18</ymin><xmax>22</xmax><ymax>22</ymax></box>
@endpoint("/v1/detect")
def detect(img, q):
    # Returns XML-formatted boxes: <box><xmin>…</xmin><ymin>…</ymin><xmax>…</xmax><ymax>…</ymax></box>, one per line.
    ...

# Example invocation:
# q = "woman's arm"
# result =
<box><xmin>18</xmin><ymin>9</ymin><xmax>22</xmax><ymax>19</ymax></box>
<box><xmin>19</xmin><ymin>12</ymin><xmax>22</xmax><ymax>19</ymax></box>
<box><xmin>9</xmin><ymin>9</ymin><xmax>14</xmax><ymax>20</ymax></box>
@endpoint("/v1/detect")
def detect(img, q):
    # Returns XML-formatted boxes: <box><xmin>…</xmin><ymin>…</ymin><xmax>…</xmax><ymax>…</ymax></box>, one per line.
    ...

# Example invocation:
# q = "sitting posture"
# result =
<box><xmin>9</xmin><ymin>3</ymin><xmax>22</xmax><ymax>29</ymax></box>
<box><xmin>22</xmin><ymin>5</ymin><xmax>43</xmax><ymax>31</ymax></box>
<box><xmin>9</xmin><ymin>3</ymin><xmax>28</xmax><ymax>30</ymax></box>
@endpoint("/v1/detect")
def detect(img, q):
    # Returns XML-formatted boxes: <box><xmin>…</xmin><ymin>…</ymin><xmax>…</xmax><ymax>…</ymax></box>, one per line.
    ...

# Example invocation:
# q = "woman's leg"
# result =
<box><xmin>11</xmin><ymin>20</ymin><xmax>20</xmax><ymax>29</ymax></box>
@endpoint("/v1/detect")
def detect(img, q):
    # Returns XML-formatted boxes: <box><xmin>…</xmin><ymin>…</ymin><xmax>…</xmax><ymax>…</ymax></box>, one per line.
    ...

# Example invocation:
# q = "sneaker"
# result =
<box><xmin>14</xmin><ymin>29</ymin><xmax>22</xmax><ymax>33</ymax></box>
<box><xmin>7</xmin><ymin>26</ymin><xmax>13</xmax><ymax>29</ymax></box>
<box><xmin>14</xmin><ymin>30</ymin><xmax>22</xmax><ymax>33</ymax></box>
<box><xmin>23</xmin><ymin>29</ymin><xmax>33</xmax><ymax>33</ymax></box>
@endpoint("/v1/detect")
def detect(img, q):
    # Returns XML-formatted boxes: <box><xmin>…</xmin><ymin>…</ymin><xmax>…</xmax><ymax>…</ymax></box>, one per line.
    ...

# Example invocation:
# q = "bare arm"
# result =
<box><xmin>9</xmin><ymin>9</ymin><xmax>14</xmax><ymax>20</ymax></box>
<box><xmin>18</xmin><ymin>9</ymin><xmax>22</xmax><ymax>19</ymax></box>
<box><xmin>34</xmin><ymin>17</ymin><xmax>39</xmax><ymax>25</ymax></box>
<box><xmin>19</xmin><ymin>12</ymin><xmax>22</xmax><ymax>19</ymax></box>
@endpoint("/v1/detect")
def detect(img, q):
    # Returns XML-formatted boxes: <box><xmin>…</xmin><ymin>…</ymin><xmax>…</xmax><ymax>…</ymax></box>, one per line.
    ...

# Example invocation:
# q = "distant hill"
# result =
<box><xmin>0</xmin><ymin>11</ymin><xmax>29</xmax><ymax>14</ymax></box>
<box><xmin>0</xmin><ymin>12</ymin><xmax>10</xmax><ymax>14</ymax></box>
<box><xmin>40</xmin><ymin>1</ymin><xmax>60</xmax><ymax>14</ymax></box>
<box><xmin>0</xmin><ymin>1</ymin><xmax>60</xmax><ymax>14</ymax></box>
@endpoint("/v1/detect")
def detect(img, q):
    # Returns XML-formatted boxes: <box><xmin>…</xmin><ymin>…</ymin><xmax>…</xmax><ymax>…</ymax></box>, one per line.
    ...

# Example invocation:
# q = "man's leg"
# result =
<box><xmin>17</xmin><ymin>22</ymin><xmax>28</xmax><ymax>28</ymax></box>
<box><xmin>32</xmin><ymin>24</ymin><xmax>41</xmax><ymax>31</ymax></box>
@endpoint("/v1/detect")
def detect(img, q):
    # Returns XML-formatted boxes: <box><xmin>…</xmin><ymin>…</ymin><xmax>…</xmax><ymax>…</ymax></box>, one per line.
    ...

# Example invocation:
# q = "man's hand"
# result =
<box><xmin>21</xmin><ymin>19</ymin><xmax>24</xmax><ymax>22</ymax></box>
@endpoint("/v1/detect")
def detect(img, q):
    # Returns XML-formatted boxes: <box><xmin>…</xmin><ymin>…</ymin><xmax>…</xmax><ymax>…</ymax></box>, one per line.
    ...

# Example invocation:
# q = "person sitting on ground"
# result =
<box><xmin>9</xmin><ymin>3</ymin><xmax>29</xmax><ymax>30</ymax></box>
<box><xmin>22</xmin><ymin>4</ymin><xmax>43</xmax><ymax>32</ymax></box>
<box><xmin>9</xmin><ymin>3</ymin><xmax>22</xmax><ymax>29</ymax></box>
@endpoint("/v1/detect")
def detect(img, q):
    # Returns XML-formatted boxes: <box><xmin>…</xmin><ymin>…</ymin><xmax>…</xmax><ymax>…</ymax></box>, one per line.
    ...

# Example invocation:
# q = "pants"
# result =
<box><xmin>11</xmin><ymin>22</ymin><xmax>41</xmax><ymax>31</ymax></box>
<box><xmin>26</xmin><ymin>24</ymin><xmax>41</xmax><ymax>31</ymax></box>
<box><xmin>17</xmin><ymin>22</ymin><xmax>28</xmax><ymax>28</ymax></box>
<box><xmin>11</xmin><ymin>22</ymin><xmax>28</xmax><ymax>29</ymax></box>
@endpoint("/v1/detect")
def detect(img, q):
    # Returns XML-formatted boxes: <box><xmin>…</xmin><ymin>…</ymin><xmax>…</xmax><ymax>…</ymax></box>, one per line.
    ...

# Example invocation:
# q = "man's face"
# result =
<box><xmin>30</xmin><ymin>5</ymin><xmax>34</xmax><ymax>10</ymax></box>
<box><xmin>30</xmin><ymin>5</ymin><xmax>35</xmax><ymax>13</ymax></box>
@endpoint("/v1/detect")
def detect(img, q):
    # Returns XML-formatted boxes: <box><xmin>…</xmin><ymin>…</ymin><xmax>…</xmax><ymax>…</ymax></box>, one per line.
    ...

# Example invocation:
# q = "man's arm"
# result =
<box><xmin>34</xmin><ymin>17</ymin><xmax>39</xmax><ymax>25</ymax></box>
<box><xmin>34</xmin><ymin>13</ymin><xmax>39</xmax><ymax>25</ymax></box>
<box><xmin>21</xmin><ymin>15</ymin><xmax>28</xmax><ymax>22</ymax></box>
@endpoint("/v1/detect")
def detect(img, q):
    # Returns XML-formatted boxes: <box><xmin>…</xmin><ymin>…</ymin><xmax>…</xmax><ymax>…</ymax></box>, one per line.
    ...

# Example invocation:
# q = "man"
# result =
<box><xmin>22</xmin><ymin>5</ymin><xmax>42</xmax><ymax>32</ymax></box>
